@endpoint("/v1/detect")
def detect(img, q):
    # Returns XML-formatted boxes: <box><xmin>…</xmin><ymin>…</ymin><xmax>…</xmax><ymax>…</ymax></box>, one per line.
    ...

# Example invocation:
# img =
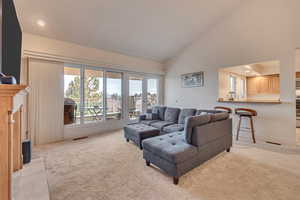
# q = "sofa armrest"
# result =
<box><xmin>184</xmin><ymin>115</ymin><xmax>211</xmax><ymax>144</ymax></box>
<box><xmin>191</xmin><ymin>118</ymin><xmax>232</xmax><ymax>147</ymax></box>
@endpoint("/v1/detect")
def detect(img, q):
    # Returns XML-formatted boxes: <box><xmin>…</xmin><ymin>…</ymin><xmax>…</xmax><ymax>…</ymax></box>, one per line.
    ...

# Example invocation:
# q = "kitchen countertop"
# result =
<box><xmin>218</xmin><ymin>99</ymin><xmax>282</xmax><ymax>104</ymax></box>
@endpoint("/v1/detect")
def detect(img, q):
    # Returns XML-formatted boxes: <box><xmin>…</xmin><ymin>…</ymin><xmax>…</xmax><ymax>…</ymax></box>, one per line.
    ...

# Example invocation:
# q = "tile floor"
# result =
<box><xmin>13</xmin><ymin>158</ymin><xmax>49</xmax><ymax>200</ymax></box>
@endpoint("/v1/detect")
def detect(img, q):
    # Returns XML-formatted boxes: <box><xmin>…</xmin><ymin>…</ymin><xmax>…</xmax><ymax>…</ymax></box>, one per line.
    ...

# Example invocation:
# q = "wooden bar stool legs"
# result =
<box><xmin>249</xmin><ymin>116</ymin><xmax>256</xmax><ymax>143</ymax></box>
<box><xmin>236</xmin><ymin>115</ymin><xmax>242</xmax><ymax>141</ymax></box>
<box><xmin>235</xmin><ymin>108</ymin><xmax>257</xmax><ymax>144</ymax></box>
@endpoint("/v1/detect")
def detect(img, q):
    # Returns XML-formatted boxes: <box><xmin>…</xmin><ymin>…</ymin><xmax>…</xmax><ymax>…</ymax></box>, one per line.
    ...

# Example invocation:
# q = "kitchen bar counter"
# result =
<box><xmin>218</xmin><ymin>99</ymin><xmax>282</xmax><ymax>104</ymax></box>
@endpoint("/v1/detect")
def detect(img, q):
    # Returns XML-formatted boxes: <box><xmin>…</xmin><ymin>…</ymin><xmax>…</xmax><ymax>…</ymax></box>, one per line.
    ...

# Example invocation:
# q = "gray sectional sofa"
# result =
<box><xmin>124</xmin><ymin>106</ymin><xmax>232</xmax><ymax>185</ymax></box>
<box><xmin>139</xmin><ymin>106</ymin><xmax>223</xmax><ymax>134</ymax></box>
<box><xmin>142</xmin><ymin>112</ymin><xmax>232</xmax><ymax>184</ymax></box>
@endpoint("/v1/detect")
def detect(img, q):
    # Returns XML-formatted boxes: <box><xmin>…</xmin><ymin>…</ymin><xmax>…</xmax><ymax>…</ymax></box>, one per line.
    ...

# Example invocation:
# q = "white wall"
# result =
<box><xmin>165</xmin><ymin>0</ymin><xmax>300</xmax><ymax>145</ymax></box>
<box><xmin>22</xmin><ymin>33</ymin><xmax>165</xmax><ymax>75</ymax></box>
<box><xmin>295</xmin><ymin>49</ymin><xmax>300</xmax><ymax>72</ymax></box>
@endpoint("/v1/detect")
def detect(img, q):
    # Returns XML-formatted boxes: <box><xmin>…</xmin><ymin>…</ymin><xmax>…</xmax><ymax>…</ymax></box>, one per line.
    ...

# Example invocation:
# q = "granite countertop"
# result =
<box><xmin>217</xmin><ymin>99</ymin><xmax>282</xmax><ymax>104</ymax></box>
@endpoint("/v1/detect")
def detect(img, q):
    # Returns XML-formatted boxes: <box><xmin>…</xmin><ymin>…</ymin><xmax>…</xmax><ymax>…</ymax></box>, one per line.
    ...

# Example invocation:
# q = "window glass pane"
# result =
<box><xmin>147</xmin><ymin>79</ymin><xmax>158</xmax><ymax>107</ymax></box>
<box><xmin>84</xmin><ymin>69</ymin><xmax>104</xmax><ymax>123</ymax></box>
<box><xmin>230</xmin><ymin>75</ymin><xmax>237</xmax><ymax>98</ymax></box>
<box><xmin>64</xmin><ymin>67</ymin><xmax>81</xmax><ymax>125</ymax></box>
<box><xmin>129</xmin><ymin>76</ymin><xmax>143</xmax><ymax>120</ymax></box>
<box><xmin>240</xmin><ymin>79</ymin><xmax>245</xmax><ymax>98</ymax></box>
<box><xmin>106</xmin><ymin>72</ymin><xmax>122</xmax><ymax>120</ymax></box>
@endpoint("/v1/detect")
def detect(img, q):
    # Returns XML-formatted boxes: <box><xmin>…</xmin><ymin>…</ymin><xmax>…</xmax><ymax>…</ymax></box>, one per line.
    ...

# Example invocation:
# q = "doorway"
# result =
<box><xmin>127</xmin><ymin>75</ymin><xmax>160</xmax><ymax>122</ymax></box>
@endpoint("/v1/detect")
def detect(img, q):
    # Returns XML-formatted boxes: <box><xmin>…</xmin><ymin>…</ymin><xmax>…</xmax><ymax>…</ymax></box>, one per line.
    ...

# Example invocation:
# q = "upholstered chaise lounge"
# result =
<box><xmin>142</xmin><ymin>112</ymin><xmax>232</xmax><ymax>185</ymax></box>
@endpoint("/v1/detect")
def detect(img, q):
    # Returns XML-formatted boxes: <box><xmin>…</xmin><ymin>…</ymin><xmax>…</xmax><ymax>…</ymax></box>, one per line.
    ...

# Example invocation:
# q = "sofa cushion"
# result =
<box><xmin>142</xmin><ymin>133</ymin><xmax>198</xmax><ymax>164</ymax></box>
<box><xmin>145</xmin><ymin>113</ymin><xmax>159</xmax><ymax>120</ymax></box>
<box><xmin>146</xmin><ymin>108</ymin><xmax>153</xmax><ymax>113</ymax></box>
<box><xmin>164</xmin><ymin>107</ymin><xmax>181</xmax><ymax>123</ymax></box>
<box><xmin>141</xmin><ymin>120</ymin><xmax>160</xmax><ymax>126</ymax></box>
<box><xmin>152</xmin><ymin>106</ymin><xmax>166</xmax><ymax>120</ymax></box>
<box><xmin>151</xmin><ymin>121</ymin><xmax>175</xmax><ymax>131</ymax></box>
<box><xmin>185</xmin><ymin>114</ymin><xmax>212</xmax><ymax>144</ymax></box>
<box><xmin>162</xmin><ymin>124</ymin><xmax>185</xmax><ymax>133</ymax></box>
<box><xmin>210</xmin><ymin>112</ymin><xmax>229</xmax><ymax>122</ymax></box>
<box><xmin>178</xmin><ymin>109</ymin><xmax>196</xmax><ymax>124</ymax></box>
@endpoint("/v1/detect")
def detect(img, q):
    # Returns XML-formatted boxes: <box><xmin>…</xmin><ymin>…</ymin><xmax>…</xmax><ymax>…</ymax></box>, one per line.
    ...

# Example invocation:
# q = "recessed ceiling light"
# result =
<box><xmin>245</xmin><ymin>65</ymin><xmax>252</xmax><ymax>69</ymax></box>
<box><xmin>37</xmin><ymin>20</ymin><xmax>46</xmax><ymax>27</ymax></box>
<box><xmin>245</xmin><ymin>70</ymin><xmax>251</xmax><ymax>73</ymax></box>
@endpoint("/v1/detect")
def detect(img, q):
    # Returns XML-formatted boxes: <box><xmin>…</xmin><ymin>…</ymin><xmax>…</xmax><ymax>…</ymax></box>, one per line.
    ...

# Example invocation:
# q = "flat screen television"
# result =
<box><xmin>0</xmin><ymin>0</ymin><xmax>22</xmax><ymax>84</ymax></box>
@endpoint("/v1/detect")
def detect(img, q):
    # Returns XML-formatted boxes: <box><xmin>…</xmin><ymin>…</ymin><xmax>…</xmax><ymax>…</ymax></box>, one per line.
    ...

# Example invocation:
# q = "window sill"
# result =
<box><xmin>64</xmin><ymin>119</ymin><xmax>124</xmax><ymax>128</ymax></box>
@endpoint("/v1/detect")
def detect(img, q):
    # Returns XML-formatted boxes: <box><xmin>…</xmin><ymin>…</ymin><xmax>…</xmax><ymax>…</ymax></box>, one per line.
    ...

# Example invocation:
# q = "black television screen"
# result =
<box><xmin>1</xmin><ymin>0</ymin><xmax>22</xmax><ymax>84</ymax></box>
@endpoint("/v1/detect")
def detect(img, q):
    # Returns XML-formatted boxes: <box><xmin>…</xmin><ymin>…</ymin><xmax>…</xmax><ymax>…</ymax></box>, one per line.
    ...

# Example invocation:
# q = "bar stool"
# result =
<box><xmin>214</xmin><ymin>106</ymin><xmax>232</xmax><ymax>114</ymax></box>
<box><xmin>235</xmin><ymin>108</ymin><xmax>257</xmax><ymax>143</ymax></box>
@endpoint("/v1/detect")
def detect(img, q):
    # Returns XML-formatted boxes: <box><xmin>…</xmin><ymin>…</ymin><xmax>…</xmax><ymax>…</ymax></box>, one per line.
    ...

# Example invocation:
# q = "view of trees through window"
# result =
<box><xmin>128</xmin><ymin>77</ymin><xmax>159</xmax><ymax>120</ymax></box>
<box><xmin>129</xmin><ymin>76</ymin><xmax>143</xmax><ymax>120</ymax></box>
<box><xmin>147</xmin><ymin>79</ymin><xmax>158</xmax><ymax>107</ymax></box>
<box><xmin>64</xmin><ymin>65</ymin><xmax>160</xmax><ymax>125</ymax></box>
<box><xmin>84</xmin><ymin>69</ymin><xmax>104</xmax><ymax>122</ymax></box>
<box><xmin>106</xmin><ymin>72</ymin><xmax>122</xmax><ymax>120</ymax></box>
<box><xmin>64</xmin><ymin>67</ymin><xmax>81</xmax><ymax>124</ymax></box>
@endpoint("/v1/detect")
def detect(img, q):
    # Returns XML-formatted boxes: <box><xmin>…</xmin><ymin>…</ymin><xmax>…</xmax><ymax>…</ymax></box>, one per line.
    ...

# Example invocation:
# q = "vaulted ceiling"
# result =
<box><xmin>14</xmin><ymin>0</ymin><xmax>241</xmax><ymax>63</ymax></box>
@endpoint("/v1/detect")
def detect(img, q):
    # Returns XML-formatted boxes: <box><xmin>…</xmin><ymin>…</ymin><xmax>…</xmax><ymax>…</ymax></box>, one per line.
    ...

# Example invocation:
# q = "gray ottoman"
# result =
<box><xmin>124</xmin><ymin>123</ymin><xmax>160</xmax><ymax>150</ymax></box>
<box><xmin>142</xmin><ymin>132</ymin><xmax>198</xmax><ymax>184</ymax></box>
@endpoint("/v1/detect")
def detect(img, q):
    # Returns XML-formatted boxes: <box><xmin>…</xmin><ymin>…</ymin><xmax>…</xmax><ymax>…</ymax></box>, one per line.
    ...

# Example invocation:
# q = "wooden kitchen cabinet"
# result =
<box><xmin>270</xmin><ymin>75</ymin><xmax>280</xmax><ymax>93</ymax></box>
<box><xmin>247</xmin><ymin>74</ymin><xmax>280</xmax><ymax>96</ymax></box>
<box><xmin>247</xmin><ymin>78</ymin><xmax>258</xmax><ymax>96</ymax></box>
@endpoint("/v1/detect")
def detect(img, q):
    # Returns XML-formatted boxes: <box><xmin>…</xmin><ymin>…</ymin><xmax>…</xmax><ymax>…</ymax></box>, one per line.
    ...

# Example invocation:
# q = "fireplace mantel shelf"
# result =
<box><xmin>0</xmin><ymin>84</ymin><xmax>28</xmax><ymax>97</ymax></box>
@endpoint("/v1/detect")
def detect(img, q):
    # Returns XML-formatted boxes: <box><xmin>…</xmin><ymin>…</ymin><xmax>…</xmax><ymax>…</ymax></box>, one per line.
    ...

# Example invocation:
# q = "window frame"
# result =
<box><xmin>63</xmin><ymin>64</ymin><xmax>83</xmax><ymax>125</ymax></box>
<box><xmin>83</xmin><ymin>67</ymin><xmax>105</xmax><ymax>123</ymax></box>
<box><xmin>105</xmin><ymin>71</ymin><xmax>123</xmax><ymax>120</ymax></box>
<box><xmin>146</xmin><ymin>78</ymin><xmax>160</xmax><ymax>108</ymax></box>
<box><xmin>64</xmin><ymin>63</ymin><xmax>162</xmax><ymax>126</ymax></box>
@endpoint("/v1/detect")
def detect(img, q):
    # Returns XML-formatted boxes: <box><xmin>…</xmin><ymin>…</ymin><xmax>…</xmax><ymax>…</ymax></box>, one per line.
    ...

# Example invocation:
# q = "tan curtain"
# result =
<box><xmin>28</xmin><ymin>58</ymin><xmax>64</xmax><ymax>145</ymax></box>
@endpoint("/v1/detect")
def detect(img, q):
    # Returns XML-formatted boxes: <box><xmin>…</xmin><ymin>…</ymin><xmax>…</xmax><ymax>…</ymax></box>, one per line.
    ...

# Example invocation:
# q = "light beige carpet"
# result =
<box><xmin>34</xmin><ymin>130</ymin><xmax>300</xmax><ymax>200</ymax></box>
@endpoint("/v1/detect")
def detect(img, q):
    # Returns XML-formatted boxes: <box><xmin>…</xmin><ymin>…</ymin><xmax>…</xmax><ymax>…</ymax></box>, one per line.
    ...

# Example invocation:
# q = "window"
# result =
<box><xmin>129</xmin><ymin>76</ymin><xmax>143</xmax><ymax>120</ymax></box>
<box><xmin>240</xmin><ymin>79</ymin><xmax>246</xmax><ymax>99</ymax></box>
<box><xmin>64</xmin><ymin>65</ymin><xmax>124</xmax><ymax>125</ymax></box>
<box><xmin>64</xmin><ymin>64</ymin><xmax>162</xmax><ymax>125</ymax></box>
<box><xmin>106</xmin><ymin>72</ymin><xmax>122</xmax><ymax>120</ymax></box>
<box><xmin>84</xmin><ymin>69</ymin><xmax>104</xmax><ymax>122</ymax></box>
<box><xmin>147</xmin><ymin>79</ymin><xmax>159</xmax><ymax>107</ymax></box>
<box><xmin>64</xmin><ymin>67</ymin><xmax>81</xmax><ymax>124</ymax></box>
<box><xmin>229</xmin><ymin>75</ymin><xmax>237</xmax><ymax>99</ymax></box>
<box><xmin>230</xmin><ymin>75</ymin><xmax>237</xmax><ymax>93</ymax></box>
